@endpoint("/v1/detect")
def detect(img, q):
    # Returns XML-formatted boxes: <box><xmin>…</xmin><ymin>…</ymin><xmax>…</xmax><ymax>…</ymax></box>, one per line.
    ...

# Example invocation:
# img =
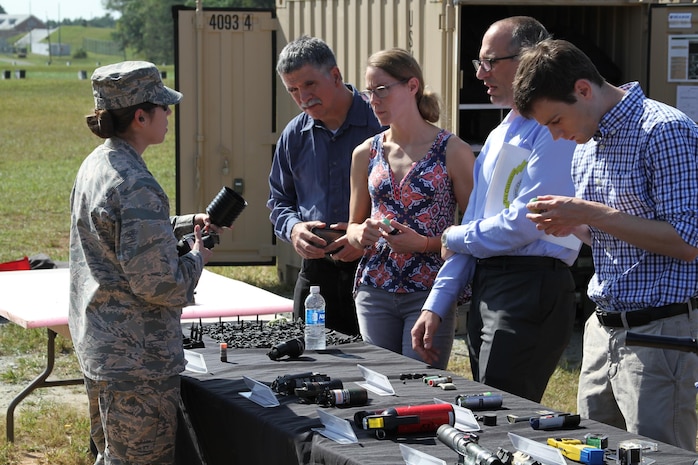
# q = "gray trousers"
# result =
<box><xmin>355</xmin><ymin>285</ymin><xmax>456</xmax><ymax>370</ymax></box>
<box><xmin>467</xmin><ymin>257</ymin><xmax>576</xmax><ymax>402</ymax></box>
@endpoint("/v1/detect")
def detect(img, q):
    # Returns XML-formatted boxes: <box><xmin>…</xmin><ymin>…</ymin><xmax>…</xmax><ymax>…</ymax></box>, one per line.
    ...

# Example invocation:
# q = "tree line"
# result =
<box><xmin>47</xmin><ymin>16</ymin><xmax>118</xmax><ymax>28</ymax></box>
<box><xmin>107</xmin><ymin>0</ymin><xmax>273</xmax><ymax>65</ymax></box>
<box><xmin>0</xmin><ymin>4</ymin><xmax>116</xmax><ymax>27</ymax></box>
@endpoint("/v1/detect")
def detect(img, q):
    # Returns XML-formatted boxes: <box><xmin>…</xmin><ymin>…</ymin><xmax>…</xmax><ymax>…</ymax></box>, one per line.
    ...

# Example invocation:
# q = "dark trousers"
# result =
<box><xmin>466</xmin><ymin>256</ymin><xmax>576</xmax><ymax>402</ymax></box>
<box><xmin>293</xmin><ymin>258</ymin><xmax>360</xmax><ymax>336</ymax></box>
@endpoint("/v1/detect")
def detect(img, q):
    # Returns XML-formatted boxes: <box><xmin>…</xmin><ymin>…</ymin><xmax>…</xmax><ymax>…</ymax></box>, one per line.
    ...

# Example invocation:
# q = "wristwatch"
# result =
<box><xmin>441</xmin><ymin>226</ymin><xmax>451</xmax><ymax>249</ymax></box>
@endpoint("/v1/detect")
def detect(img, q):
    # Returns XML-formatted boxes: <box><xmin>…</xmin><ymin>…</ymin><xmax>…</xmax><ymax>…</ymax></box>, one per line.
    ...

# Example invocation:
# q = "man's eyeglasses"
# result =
<box><xmin>471</xmin><ymin>54</ymin><xmax>518</xmax><ymax>72</ymax></box>
<box><xmin>360</xmin><ymin>78</ymin><xmax>409</xmax><ymax>100</ymax></box>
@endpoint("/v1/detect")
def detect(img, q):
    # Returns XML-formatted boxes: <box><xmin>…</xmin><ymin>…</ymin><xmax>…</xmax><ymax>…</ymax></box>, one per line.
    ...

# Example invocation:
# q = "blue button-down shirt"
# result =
<box><xmin>423</xmin><ymin>111</ymin><xmax>578</xmax><ymax>318</ymax></box>
<box><xmin>267</xmin><ymin>86</ymin><xmax>383</xmax><ymax>242</ymax></box>
<box><xmin>577</xmin><ymin>83</ymin><xmax>698</xmax><ymax>311</ymax></box>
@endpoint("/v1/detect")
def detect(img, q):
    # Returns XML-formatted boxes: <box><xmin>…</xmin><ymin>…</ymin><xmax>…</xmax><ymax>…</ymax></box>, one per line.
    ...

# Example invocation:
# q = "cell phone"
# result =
<box><xmin>311</xmin><ymin>227</ymin><xmax>345</xmax><ymax>245</ymax></box>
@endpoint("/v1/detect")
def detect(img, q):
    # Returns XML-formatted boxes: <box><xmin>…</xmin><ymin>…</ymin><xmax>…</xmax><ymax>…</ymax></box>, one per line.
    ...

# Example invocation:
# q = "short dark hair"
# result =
<box><xmin>276</xmin><ymin>35</ymin><xmax>338</xmax><ymax>75</ymax></box>
<box><xmin>513</xmin><ymin>39</ymin><xmax>605</xmax><ymax>118</ymax></box>
<box><xmin>503</xmin><ymin>16</ymin><xmax>551</xmax><ymax>54</ymax></box>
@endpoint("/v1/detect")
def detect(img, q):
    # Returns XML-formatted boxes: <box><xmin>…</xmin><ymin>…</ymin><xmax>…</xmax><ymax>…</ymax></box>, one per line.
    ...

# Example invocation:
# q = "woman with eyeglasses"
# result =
<box><xmin>70</xmin><ymin>61</ymin><xmax>215</xmax><ymax>464</ymax></box>
<box><xmin>346</xmin><ymin>48</ymin><xmax>475</xmax><ymax>369</ymax></box>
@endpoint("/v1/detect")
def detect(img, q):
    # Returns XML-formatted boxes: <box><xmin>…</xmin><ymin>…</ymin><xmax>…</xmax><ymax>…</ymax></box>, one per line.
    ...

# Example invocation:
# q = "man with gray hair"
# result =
<box><xmin>268</xmin><ymin>36</ymin><xmax>383</xmax><ymax>335</ymax></box>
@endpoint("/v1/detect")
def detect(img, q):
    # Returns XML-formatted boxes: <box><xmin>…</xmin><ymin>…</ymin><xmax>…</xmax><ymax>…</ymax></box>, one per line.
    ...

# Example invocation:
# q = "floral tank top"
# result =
<box><xmin>355</xmin><ymin>129</ymin><xmax>457</xmax><ymax>293</ymax></box>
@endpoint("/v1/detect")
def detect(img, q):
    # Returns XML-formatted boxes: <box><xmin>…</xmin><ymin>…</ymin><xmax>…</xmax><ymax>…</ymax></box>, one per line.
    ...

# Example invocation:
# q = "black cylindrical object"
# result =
<box><xmin>321</xmin><ymin>387</ymin><xmax>368</xmax><ymax>407</ymax></box>
<box><xmin>267</xmin><ymin>337</ymin><xmax>305</xmax><ymax>360</ymax></box>
<box><xmin>626</xmin><ymin>331</ymin><xmax>698</xmax><ymax>353</ymax></box>
<box><xmin>455</xmin><ymin>392</ymin><xmax>503</xmax><ymax>410</ymax></box>
<box><xmin>207</xmin><ymin>186</ymin><xmax>247</xmax><ymax>227</ymax></box>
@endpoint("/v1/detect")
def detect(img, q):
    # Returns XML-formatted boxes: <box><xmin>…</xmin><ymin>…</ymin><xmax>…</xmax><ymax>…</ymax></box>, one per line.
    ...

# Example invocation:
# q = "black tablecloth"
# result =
<box><xmin>176</xmin><ymin>338</ymin><xmax>698</xmax><ymax>465</ymax></box>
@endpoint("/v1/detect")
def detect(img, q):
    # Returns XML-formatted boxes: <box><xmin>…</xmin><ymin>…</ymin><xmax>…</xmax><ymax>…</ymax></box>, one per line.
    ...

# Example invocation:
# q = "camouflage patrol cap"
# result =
<box><xmin>91</xmin><ymin>61</ymin><xmax>182</xmax><ymax>110</ymax></box>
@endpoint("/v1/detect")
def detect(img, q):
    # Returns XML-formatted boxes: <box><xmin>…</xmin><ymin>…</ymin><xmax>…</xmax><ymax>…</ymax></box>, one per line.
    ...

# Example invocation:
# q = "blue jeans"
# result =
<box><xmin>355</xmin><ymin>285</ymin><xmax>456</xmax><ymax>369</ymax></box>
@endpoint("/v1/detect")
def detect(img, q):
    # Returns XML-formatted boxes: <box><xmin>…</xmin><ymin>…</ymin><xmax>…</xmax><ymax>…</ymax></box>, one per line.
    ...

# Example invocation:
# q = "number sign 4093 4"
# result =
<box><xmin>208</xmin><ymin>13</ymin><xmax>253</xmax><ymax>31</ymax></box>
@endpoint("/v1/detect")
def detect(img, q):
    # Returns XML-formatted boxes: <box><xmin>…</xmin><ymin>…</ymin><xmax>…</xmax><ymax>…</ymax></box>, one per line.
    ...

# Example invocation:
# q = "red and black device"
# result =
<box><xmin>354</xmin><ymin>403</ymin><xmax>455</xmax><ymax>439</ymax></box>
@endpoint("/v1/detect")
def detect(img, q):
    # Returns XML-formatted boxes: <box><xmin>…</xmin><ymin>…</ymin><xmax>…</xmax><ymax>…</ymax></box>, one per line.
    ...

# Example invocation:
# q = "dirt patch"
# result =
<box><xmin>0</xmin><ymin>353</ymin><xmax>89</xmax><ymax>460</ymax></box>
<box><xmin>0</xmin><ymin>354</ymin><xmax>88</xmax><ymax>412</ymax></box>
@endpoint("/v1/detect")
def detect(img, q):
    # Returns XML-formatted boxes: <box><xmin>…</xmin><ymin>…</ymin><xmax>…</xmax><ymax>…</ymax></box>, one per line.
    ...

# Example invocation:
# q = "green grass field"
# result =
<box><xmin>0</xmin><ymin>57</ymin><xmax>581</xmax><ymax>464</ymax></box>
<box><xmin>46</xmin><ymin>25</ymin><xmax>117</xmax><ymax>51</ymax></box>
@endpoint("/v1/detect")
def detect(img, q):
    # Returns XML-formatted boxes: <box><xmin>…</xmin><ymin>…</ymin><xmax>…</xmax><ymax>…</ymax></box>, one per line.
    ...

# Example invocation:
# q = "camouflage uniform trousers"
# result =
<box><xmin>85</xmin><ymin>375</ymin><xmax>180</xmax><ymax>465</ymax></box>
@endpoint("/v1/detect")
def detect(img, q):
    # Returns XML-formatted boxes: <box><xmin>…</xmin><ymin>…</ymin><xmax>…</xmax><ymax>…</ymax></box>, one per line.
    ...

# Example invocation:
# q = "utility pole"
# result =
<box><xmin>28</xmin><ymin>1</ymin><xmax>32</xmax><ymax>54</ymax></box>
<box><xmin>46</xmin><ymin>12</ymin><xmax>52</xmax><ymax>64</ymax></box>
<box><xmin>58</xmin><ymin>4</ymin><xmax>61</xmax><ymax>58</ymax></box>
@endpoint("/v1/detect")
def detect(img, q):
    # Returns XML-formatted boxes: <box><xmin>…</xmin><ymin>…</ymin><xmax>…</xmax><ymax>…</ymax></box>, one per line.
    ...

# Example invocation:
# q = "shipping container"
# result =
<box><xmin>175</xmin><ymin>0</ymin><xmax>698</xmax><ymax>290</ymax></box>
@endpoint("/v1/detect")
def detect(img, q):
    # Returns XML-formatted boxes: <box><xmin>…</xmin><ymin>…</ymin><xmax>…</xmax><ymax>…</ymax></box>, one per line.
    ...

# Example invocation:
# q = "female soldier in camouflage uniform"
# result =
<box><xmin>69</xmin><ymin>61</ymin><xmax>214</xmax><ymax>465</ymax></box>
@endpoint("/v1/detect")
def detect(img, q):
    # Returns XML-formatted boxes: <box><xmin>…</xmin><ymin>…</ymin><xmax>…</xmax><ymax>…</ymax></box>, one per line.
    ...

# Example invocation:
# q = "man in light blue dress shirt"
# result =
<box><xmin>411</xmin><ymin>17</ymin><xmax>579</xmax><ymax>402</ymax></box>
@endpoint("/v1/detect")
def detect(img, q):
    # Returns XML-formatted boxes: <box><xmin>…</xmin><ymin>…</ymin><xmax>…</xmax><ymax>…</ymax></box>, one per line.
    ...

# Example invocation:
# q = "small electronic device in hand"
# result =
<box><xmin>311</xmin><ymin>227</ymin><xmax>345</xmax><ymax>245</ymax></box>
<box><xmin>177</xmin><ymin>232</ymin><xmax>220</xmax><ymax>256</ymax></box>
<box><xmin>311</xmin><ymin>227</ymin><xmax>345</xmax><ymax>256</ymax></box>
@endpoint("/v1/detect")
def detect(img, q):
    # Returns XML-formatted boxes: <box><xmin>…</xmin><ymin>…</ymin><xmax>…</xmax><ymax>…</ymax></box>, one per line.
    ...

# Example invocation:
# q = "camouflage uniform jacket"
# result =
<box><xmin>69</xmin><ymin>137</ymin><xmax>203</xmax><ymax>381</ymax></box>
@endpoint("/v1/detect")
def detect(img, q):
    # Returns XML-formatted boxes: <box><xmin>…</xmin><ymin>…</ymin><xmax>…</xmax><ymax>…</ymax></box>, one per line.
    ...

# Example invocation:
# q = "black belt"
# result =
<box><xmin>476</xmin><ymin>256</ymin><xmax>568</xmax><ymax>270</ymax></box>
<box><xmin>596</xmin><ymin>298</ymin><xmax>697</xmax><ymax>328</ymax></box>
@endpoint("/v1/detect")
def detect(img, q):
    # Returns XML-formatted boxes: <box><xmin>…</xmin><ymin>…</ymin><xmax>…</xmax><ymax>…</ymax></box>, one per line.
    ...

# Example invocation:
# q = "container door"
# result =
<box><xmin>649</xmin><ymin>3</ymin><xmax>698</xmax><ymax>121</ymax></box>
<box><xmin>174</xmin><ymin>6</ymin><xmax>277</xmax><ymax>265</ymax></box>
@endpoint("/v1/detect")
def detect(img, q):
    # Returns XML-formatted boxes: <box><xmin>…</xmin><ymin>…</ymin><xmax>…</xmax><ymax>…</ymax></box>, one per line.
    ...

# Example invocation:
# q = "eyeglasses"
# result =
<box><xmin>360</xmin><ymin>78</ymin><xmax>409</xmax><ymax>100</ymax></box>
<box><xmin>471</xmin><ymin>54</ymin><xmax>519</xmax><ymax>72</ymax></box>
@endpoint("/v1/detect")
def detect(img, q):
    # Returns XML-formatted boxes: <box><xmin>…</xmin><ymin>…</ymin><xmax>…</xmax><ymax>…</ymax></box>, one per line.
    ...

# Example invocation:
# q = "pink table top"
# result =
<box><xmin>0</xmin><ymin>268</ymin><xmax>293</xmax><ymax>329</ymax></box>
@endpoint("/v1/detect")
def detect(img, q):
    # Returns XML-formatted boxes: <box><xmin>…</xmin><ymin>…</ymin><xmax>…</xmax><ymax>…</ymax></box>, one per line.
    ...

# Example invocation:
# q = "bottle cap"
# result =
<box><xmin>310</xmin><ymin>285</ymin><xmax>320</xmax><ymax>293</ymax></box>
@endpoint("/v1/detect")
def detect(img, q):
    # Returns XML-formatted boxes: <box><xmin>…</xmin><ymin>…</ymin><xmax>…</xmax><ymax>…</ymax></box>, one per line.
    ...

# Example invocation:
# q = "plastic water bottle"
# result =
<box><xmin>304</xmin><ymin>285</ymin><xmax>326</xmax><ymax>350</ymax></box>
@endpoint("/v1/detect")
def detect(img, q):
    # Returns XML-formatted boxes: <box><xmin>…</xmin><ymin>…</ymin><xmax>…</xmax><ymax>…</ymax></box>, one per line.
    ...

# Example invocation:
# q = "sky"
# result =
<box><xmin>2</xmin><ymin>0</ymin><xmax>120</xmax><ymax>21</ymax></box>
